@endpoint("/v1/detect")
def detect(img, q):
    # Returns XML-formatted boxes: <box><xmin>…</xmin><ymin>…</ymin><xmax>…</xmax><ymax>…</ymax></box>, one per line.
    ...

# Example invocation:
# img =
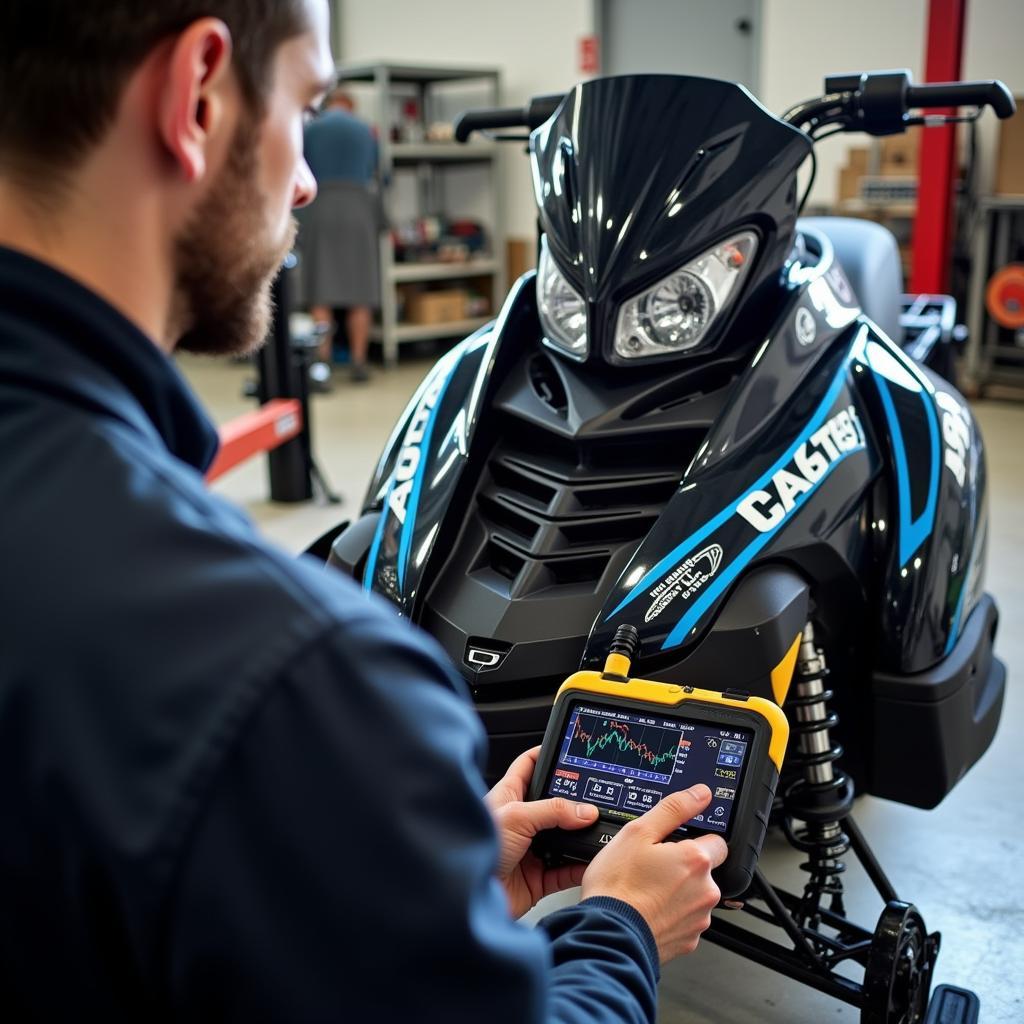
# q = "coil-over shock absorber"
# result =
<box><xmin>783</xmin><ymin>622</ymin><xmax>856</xmax><ymax>925</ymax></box>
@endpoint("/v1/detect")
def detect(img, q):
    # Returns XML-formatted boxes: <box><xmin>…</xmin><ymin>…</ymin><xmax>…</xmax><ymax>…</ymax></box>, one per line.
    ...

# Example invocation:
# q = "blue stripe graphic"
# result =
<box><xmin>362</xmin><ymin>507</ymin><xmax>386</xmax><ymax>592</ymax></box>
<box><xmin>395</xmin><ymin>373</ymin><xmax>456</xmax><ymax>590</ymax></box>
<box><xmin>362</xmin><ymin>353</ymin><xmax>461</xmax><ymax>593</ymax></box>
<box><xmin>871</xmin><ymin>371</ymin><xmax>940</xmax><ymax>567</ymax></box>
<box><xmin>607</xmin><ymin>347</ymin><xmax>859</xmax><ymax>622</ymax></box>
<box><xmin>660</xmin><ymin>444</ymin><xmax>863</xmax><ymax>649</ymax></box>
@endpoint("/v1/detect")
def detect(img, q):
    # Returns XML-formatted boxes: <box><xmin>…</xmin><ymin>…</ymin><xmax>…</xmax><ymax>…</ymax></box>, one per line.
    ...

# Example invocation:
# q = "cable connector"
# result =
<box><xmin>603</xmin><ymin>624</ymin><xmax>639</xmax><ymax>681</ymax></box>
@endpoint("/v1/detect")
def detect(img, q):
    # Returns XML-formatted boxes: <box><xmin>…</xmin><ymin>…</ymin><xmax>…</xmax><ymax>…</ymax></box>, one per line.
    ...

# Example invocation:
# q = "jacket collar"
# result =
<box><xmin>0</xmin><ymin>245</ymin><xmax>219</xmax><ymax>472</ymax></box>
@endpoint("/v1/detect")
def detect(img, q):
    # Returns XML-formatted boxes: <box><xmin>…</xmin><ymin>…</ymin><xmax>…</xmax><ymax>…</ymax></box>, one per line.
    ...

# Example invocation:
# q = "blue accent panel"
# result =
<box><xmin>362</xmin><ymin>355</ymin><xmax>461</xmax><ymax>593</ymax></box>
<box><xmin>396</xmin><ymin>371</ymin><xmax>456</xmax><ymax>590</ymax></box>
<box><xmin>660</xmin><ymin>444</ymin><xmax>863</xmax><ymax>650</ymax></box>
<box><xmin>362</xmin><ymin>508</ymin><xmax>386</xmax><ymax>592</ymax></box>
<box><xmin>871</xmin><ymin>372</ymin><xmax>941</xmax><ymax>567</ymax></box>
<box><xmin>607</xmin><ymin>352</ymin><xmax>856</xmax><ymax>621</ymax></box>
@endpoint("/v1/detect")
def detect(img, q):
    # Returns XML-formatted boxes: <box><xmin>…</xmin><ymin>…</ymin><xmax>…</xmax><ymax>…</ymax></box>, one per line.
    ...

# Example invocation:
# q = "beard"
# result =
<box><xmin>174</xmin><ymin>115</ymin><xmax>296</xmax><ymax>356</ymax></box>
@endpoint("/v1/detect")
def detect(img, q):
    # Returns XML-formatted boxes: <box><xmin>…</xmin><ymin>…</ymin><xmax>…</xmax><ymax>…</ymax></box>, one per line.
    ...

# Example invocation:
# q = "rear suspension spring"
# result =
<box><xmin>783</xmin><ymin>622</ymin><xmax>856</xmax><ymax>924</ymax></box>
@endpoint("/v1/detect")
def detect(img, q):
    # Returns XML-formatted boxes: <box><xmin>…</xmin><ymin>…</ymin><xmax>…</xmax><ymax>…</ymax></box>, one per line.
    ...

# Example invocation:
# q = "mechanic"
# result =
<box><xmin>0</xmin><ymin>2</ymin><xmax>726</xmax><ymax>1020</ymax></box>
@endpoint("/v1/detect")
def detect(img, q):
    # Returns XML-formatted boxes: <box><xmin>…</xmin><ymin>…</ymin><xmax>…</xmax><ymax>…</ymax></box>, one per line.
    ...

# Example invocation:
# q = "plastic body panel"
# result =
<box><xmin>527</xmin><ymin>678</ymin><xmax>788</xmax><ymax>898</ymax></box>
<box><xmin>659</xmin><ymin>566</ymin><xmax>808</xmax><ymax>700</ymax></box>
<box><xmin>869</xmin><ymin>594</ymin><xmax>1004</xmax><ymax>808</ymax></box>
<box><xmin>800</xmin><ymin>216</ymin><xmax>904</xmax><ymax>343</ymax></box>
<box><xmin>360</xmin><ymin>275</ymin><xmax>537</xmax><ymax>614</ymax></box>
<box><xmin>327</xmin><ymin>512</ymin><xmax>378</xmax><ymax>576</ymax></box>
<box><xmin>861</xmin><ymin>343</ymin><xmax>990</xmax><ymax>673</ymax></box>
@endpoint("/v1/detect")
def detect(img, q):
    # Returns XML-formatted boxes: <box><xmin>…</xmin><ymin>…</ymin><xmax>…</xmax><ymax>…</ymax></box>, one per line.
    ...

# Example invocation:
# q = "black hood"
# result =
<box><xmin>530</xmin><ymin>74</ymin><xmax>813</xmax><ymax>366</ymax></box>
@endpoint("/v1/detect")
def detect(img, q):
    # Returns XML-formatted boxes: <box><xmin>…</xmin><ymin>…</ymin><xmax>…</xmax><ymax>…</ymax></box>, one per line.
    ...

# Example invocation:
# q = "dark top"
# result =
<box><xmin>303</xmin><ymin>108</ymin><xmax>378</xmax><ymax>185</ymax></box>
<box><xmin>0</xmin><ymin>246</ymin><xmax>659</xmax><ymax>1021</ymax></box>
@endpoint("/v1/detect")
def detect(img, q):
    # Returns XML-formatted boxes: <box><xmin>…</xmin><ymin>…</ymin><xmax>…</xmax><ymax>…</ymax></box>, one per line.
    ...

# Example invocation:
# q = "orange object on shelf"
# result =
<box><xmin>985</xmin><ymin>264</ymin><xmax>1024</xmax><ymax>329</ymax></box>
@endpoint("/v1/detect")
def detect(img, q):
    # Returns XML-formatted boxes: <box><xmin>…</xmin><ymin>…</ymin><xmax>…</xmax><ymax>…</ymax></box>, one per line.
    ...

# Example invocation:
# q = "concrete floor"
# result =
<box><xmin>186</xmin><ymin>353</ymin><xmax>1024</xmax><ymax>1022</ymax></box>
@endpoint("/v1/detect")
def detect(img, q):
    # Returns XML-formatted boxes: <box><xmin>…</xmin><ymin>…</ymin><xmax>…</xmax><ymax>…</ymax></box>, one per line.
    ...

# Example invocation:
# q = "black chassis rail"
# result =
<box><xmin>703</xmin><ymin>815</ymin><xmax>937</xmax><ymax>1012</ymax></box>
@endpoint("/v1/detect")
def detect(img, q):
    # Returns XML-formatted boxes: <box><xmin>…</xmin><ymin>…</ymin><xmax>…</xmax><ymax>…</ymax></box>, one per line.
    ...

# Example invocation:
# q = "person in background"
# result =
<box><xmin>298</xmin><ymin>86</ymin><xmax>380</xmax><ymax>386</ymax></box>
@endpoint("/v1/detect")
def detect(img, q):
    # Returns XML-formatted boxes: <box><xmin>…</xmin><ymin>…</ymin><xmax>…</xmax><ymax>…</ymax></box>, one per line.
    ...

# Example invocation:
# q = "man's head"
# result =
<box><xmin>0</xmin><ymin>1</ymin><xmax>335</xmax><ymax>355</ymax></box>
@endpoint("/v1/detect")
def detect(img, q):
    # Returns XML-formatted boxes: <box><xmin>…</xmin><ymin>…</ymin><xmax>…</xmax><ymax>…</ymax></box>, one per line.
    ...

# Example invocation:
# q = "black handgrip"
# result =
<box><xmin>454</xmin><ymin>93</ymin><xmax>566</xmax><ymax>143</ymax></box>
<box><xmin>525</xmin><ymin>93</ymin><xmax>567</xmax><ymax>129</ymax></box>
<box><xmin>906</xmin><ymin>79</ymin><xmax>1016</xmax><ymax>119</ymax></box>
<box><xmin>454</xmin><ymin>107</ymin><xmax>530</xmax><ymax>142</ymax></box>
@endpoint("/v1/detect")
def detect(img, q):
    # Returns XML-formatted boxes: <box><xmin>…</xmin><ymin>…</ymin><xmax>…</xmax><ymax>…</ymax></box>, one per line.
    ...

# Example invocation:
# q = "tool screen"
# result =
<box><xmin>543</xmin><ymin>702</ymin><xmax>755</xmax><ymax>837</ymax></box>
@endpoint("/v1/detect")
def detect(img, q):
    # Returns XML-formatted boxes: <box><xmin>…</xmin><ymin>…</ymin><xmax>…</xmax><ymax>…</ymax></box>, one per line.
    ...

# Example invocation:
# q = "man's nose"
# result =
<box><xmin>293</xmin><ymin>158</ymin><xmax>317</xmax><ymax>209</ymax></box>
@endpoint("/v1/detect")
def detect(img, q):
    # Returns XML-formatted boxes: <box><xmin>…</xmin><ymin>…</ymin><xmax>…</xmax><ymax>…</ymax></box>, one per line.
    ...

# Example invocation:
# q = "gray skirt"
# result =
<box><xmin>295</xmin><ymin>180</ymin><xmax>381</xmax><ymax>309</ymax></box>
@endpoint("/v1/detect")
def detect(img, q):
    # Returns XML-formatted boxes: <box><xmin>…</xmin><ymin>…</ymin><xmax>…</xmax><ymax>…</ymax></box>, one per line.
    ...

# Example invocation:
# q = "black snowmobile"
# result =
<box><xmin>324</xmin><ymin>70</ymin><xmax>1014</xmax><ymax>1023</ymax></box>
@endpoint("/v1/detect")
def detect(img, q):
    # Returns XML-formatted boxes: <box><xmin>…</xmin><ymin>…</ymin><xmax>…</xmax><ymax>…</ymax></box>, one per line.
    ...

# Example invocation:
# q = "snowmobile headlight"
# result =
<box><xmin>537</xmin><ymin>234</ymin><xmax>588</xmax><ymax>359</ymax></box>
<box><xmin>614</xmin><ymin>231</ymin><xmax>758</xmax><ymax>360</ymax></box>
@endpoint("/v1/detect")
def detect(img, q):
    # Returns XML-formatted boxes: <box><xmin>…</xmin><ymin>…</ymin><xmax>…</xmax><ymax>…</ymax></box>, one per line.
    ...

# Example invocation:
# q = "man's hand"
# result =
<box><xmin>485</xmin><ymin>746</ymin><xmax>599</xmax><ymax>918</ymax></box>
<box><xmin>581</xmin><ymin>784</ymin><xmax>727</xmax><ymax>964</ymax></box>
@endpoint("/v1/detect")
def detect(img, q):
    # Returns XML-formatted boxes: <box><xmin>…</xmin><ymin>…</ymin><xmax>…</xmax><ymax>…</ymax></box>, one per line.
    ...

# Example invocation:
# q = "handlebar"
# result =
<box><xmin>454</xmin><ymin>107</ymin><xmax>529</xmax><ymax>142</ymax></box>
<box><xmin>457</xmin><ymin>71</ymin><xmax>1015</xmax><ymax>146</ymax></box>
<box><xmin>454</xmin><ymin>93</ymin><xmax>565</xmax><ymax>142</ymax></box>
<box><xmin>791</xmin><ymin>69</ymin><xmax>1017</xmax><ymax>136</ymax></box>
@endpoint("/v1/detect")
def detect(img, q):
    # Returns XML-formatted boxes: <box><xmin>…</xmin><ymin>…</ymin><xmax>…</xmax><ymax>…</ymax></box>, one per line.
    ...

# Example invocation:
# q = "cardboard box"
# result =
<box><xmin>880</xmin><ymin>129</ymin><xmax>920</xmax><ymax>174</ymax></box>
<box><xmin>506</xmin><ymin>237</ymin><xmax>535</xmax><ymax>282</ymax></box>
<box><xmin>995</xmin><ymin>98</ymin><xmax>1024</xmax><ymax>195</ymax></box>
<box><xmin>838</xmin><ymin>165</ymin><xmax>863</xmax><ymax>201</ymax></box>
<box><xmin>847</xmin><ymin>147</ymin><xmax>871</xmax><ymax>175</ymax></box>
<box><xmin>405</xmin><ymin>289</ymin><xmax>467</xmax><ymax>325</ymax></box>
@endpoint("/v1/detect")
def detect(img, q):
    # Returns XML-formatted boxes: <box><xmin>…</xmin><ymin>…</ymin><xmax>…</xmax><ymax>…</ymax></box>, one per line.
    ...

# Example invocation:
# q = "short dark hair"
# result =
<box><xmin>0</xmin><ymin>1</ymin><xmax>309</xmax><ymax>180</ymax></box>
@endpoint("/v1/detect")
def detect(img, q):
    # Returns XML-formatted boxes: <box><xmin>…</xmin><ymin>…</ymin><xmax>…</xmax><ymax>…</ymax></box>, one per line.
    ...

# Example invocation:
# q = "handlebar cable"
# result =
<box><xmin>789</xmin><ymin>92</ymin><xmax>984</xmax><ymax>213</ymax></box>
<box><xmin>797</xmin><ymin>148</ymin><xmax>817</xmax><ymax>217</ymax></box>
<box><xmin>783</xmin><ymin>92</ymin><xmax>852</xmax><ymax>134</ymax></box>
<box><xmin>796</xmin><ymin>125</ymin><xmax>849</xmax><ymax>215</ymax></box>
<box><xmin>903</xmin><ymin>108</ymin><xmax>984</xmax><ymax>128</ymax></box>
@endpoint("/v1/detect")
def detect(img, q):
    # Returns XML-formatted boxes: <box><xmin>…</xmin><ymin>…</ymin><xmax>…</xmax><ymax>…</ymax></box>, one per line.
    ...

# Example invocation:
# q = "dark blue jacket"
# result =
<box><xmin>0</xmin><ymin>247</ymin><xmax>658</xmax><ymax>1021</ymax></box>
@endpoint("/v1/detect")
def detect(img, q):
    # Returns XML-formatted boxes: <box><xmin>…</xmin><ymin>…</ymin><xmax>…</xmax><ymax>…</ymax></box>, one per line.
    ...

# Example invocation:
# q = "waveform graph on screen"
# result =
<box><xmin>559</xmin><ymin>708</ymin><xmax>684</xmax><ymax>784</ymax></box>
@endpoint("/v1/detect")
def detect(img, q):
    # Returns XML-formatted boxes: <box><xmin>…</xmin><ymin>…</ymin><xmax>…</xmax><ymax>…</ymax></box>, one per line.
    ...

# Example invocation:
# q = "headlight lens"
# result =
<box><xmin>614</xmin><ymin>231</ymin><xmax>758</xmax><ymax>360</ymax></box>
<box><xmin>537</xmin><ymin>234</ymin><xmax>587</xmax><ymax>359</ymax></box>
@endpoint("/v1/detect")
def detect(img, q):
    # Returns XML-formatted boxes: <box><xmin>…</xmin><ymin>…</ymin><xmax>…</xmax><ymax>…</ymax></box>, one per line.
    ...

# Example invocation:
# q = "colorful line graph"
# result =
<box><xmin>562</xmin><ymin>710</ymin><xmax>683</xmax><ymax>778</ymax></box>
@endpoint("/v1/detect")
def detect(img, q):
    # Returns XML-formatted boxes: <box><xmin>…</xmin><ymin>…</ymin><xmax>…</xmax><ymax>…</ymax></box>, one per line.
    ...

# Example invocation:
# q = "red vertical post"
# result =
<box><xmin>910</xmin><ymin>0</ymin><xmax>967</xmax><ymax>294</ymax></box>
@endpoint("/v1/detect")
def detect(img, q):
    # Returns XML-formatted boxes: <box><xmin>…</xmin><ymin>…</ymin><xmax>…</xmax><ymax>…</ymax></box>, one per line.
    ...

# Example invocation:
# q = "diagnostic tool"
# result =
<box><xmin>528</xmin><ymin>625</ymin><xmax>789</xmax><ymax>898</ymax></box>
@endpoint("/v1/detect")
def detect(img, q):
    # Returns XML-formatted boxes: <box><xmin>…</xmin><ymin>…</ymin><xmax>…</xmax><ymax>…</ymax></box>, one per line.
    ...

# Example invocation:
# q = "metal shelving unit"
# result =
<box><xmin>335</xmin><ymin>62</ymin><xmax>505</xmax><ymax>365</ymax></box>
<box><xmin>390</xmin><ymin>257</ymin><xmax>500</xmax><ymax>283</ymax></box>
<box><xmin>385</xmin><ymin>317</ymin><xmax>495</xmax><ymax>344</ymax></box>
<box><xmin>391</xmin><ymin>142</ymin><xmax>498</xmax><ymax>163</ymax></box>
<box><xmin>964</xmin><ymin>195</ymin><xmax>1024</xmax><ymax>394</ymax></box>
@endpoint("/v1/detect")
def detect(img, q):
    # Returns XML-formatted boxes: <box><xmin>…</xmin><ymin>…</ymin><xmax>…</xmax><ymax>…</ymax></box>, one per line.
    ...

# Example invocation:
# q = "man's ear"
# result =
<box><xmin>158</xmin><ymin>18</ymin><xmax>234</xmax><ymax>184</ymax></box>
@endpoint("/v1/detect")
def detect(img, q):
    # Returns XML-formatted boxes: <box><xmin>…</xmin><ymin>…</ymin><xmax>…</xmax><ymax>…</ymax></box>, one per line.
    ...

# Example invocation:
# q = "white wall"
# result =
<box><xmin>758</xmin><ymin>0</ymin><xmax>1024</xmax><ymax>206</ymax></box>
<box><xmin>758</xmin><ymin>0</ymin><xmax>927</xmax><ymax>207</ymax></box>
<box><xmin>962</xmin><ymin>0</ymin><xmax>1024</xmax><ymax>194</ymax></box>
<box><xmin>335</xmin><ymin>0</ymin><xmax>596</xmax><ymax>240</ymax></box>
